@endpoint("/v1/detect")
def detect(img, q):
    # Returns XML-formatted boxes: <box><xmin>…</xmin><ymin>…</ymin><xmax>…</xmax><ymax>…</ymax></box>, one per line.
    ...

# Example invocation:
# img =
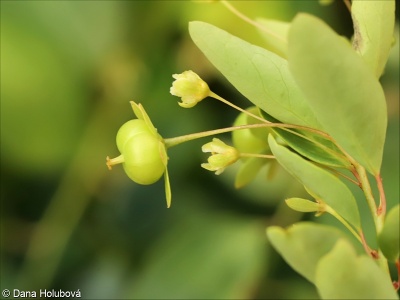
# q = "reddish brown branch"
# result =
<box><xmin>360</xmin><ymin>231</ymin><xmax>378</xmax><ymax>259</ymax></box>
<box><xmin>375</xmin><ymin>173</ymin><xmax>387</xmax><ymax>218</ymax></box>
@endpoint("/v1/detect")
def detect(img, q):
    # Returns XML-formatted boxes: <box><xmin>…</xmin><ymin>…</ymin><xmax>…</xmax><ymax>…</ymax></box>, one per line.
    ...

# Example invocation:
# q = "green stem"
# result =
<box><xmin>164</xmin><ymin>123</ymin><xmax>300</xmax><ymax>148</ymax></box>
<box><xmin>354</xmin><ymin>166</ymin><xmax>389</xmax><ymax>274</ymax></box>
<box><xmin>210</xmin><ymin>91</ymin><xmax>271</xmax><ymax>124</ymax></box>
<box><xmin>210</xmin><ymin>92</ymin><xmax>351</xmax><ymax>165</ymax></box>
<box><xmin>326</xmin><ymin>203</ymin><xmax>386</xmax><ymax>273</ymax></box>
<box><xmin>328</xmin><ymin>193</ymin><xmax>389</xmax><ymax>273</ymax></box>
<box><xmin>314</xmin><ymin>163</ymin><xmax>360</xmax><ymax>187</ymax></box>
<box><xmin>360</xmin><ymin>233</ymin><xmax>389</xmax><ymax>276</ymax></box>
<box><xmin>325</xmin><ymin>170</ymin><xmax>389</xmax><ymax>273</ymax></box>
<box><xmin>326</xmin><ymin>203</ymin><xmax>390</xmax><ymax>271</ymax></box>
<box><xmin>325</xmin><ymin>206</ymin><xmax>362</xmax><ymax>244</ymax></box>
<box><xmin>210</xmin><ymin>91</ymin><xmax>333</xmax><ymax>139</ymax></box>
<box><xmin>219</xmin><ymin>0</ymin><xmax>287</xmax><ymax>45</ymax></box>
<box><xmin>356</xmin><ymin>164</ymin><xmax>382</xmax><ymax>232</ymax></box>
<box><xmin>240</xmin><ymin>153</ymin><xmax>275</xmax><ymax>159</ymax></box>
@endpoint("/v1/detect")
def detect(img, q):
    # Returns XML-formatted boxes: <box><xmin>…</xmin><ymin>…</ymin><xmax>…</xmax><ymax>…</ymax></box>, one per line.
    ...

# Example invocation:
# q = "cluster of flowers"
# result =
<box><xmin>107</xmin><ymin>71</ymin><xmax>272</xmax><ymax>208</ymax></box>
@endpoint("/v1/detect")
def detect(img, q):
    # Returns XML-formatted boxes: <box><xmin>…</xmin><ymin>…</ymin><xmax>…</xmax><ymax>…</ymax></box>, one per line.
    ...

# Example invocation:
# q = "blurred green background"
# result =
<box><xmin>1</xmin><ymin>1</ymin><xmax>398</xmax><ymax>299</ymax></box>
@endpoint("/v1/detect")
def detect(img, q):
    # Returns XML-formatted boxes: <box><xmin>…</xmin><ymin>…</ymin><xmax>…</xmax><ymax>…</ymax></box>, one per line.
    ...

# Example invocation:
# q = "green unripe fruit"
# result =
<box><xmin>107</xmin><ymin>119</ymin><xmax>167</xmax><ymax>185</ymax></box>
<box><xmin>107</xmin><ymin>101</ymin><xmax>172</xmax><ymax>208</ymax></box>
<box><xmin>116</xmin><ymin>119</ymin><xmax>151</xmax><ymax>153</ymax></box>
<box><xmin>122</xmin><ymin>132</ymin><xmax>166</xmax><ymax>185</ymax></box>
<box><xmin>232</xmin><ymin>107</ymin><xmax>269</xmax><ymax>154</ymax></box>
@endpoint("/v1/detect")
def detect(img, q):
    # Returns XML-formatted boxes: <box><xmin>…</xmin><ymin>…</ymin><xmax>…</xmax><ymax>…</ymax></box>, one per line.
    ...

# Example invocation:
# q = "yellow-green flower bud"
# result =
<box><xmin>201</xmin><ymin>138</ymin><xmax>239</xmax><ymax>175</ymax></box>
<box><xmin>170</xmin><ymin>70</ymin><xmax>210</xmax><ymax>108</ymax></box>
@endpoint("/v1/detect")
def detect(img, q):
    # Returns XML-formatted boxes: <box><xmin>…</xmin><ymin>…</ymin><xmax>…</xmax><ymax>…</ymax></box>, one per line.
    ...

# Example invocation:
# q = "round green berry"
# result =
<box><xmin>122</xmin><ymin>132</ymin><xmax>166</xmax><ymax>185</ymax></box>
<box><xmin>232</xmin><ymin>107</ymin><xmax>269</xmax><ymax>154</ymax></box>
<box><xmin>116</xmin><ymin>119</ymin><xmax>151</xmax><ymax>153</ymax></box>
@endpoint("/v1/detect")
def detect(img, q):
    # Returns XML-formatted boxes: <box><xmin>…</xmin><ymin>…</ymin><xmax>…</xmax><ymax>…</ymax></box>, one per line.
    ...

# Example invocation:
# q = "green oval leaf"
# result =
<box><xmin>266</xmin><ymin>222</ymin><xmax>350</xmax><ymax>283</ymax></box>
<box><xmin>351</xmin><ymin>0</ymin><xmax>396</xmax><ymax>78</ymax></box>
<box><xmin>285</xmin><ymin>198</ymin><xmax>322</xmax><ymax>213</ymax></box>
<box><xmin>288</xmin><ymin>14</ymin><xmax>387</xmax><ymax>175</ymax></box>
<box><xmin>269</xmin><ymin>134</ymin><xmax>361</xmax><ymax>230</ymax></box>
<box><xmin>316</xmin><ymin>239</ymin><xmax>398</xmax><ymax>299</ymax></box>
<box><xmin>378</xmin><ymin>204</ymin><xmax>400</xmax><ymax>261</ymax></box>
<box><xmin>189</xmin><ymin>21</ymin><xmax>322</xmax><ymax>129</ymax></box>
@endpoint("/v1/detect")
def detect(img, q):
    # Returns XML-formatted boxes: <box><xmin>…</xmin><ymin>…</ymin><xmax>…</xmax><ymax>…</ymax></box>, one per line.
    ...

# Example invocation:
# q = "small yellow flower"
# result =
<box><xmin>201</xmin><ymin>138</ymin><xmax>240</xmax><ymax>175</ymax></box>
<box><xmin>170</xmin><ymin>70</ymin><xmax>210</xmax><ymax>108</ymax></box>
